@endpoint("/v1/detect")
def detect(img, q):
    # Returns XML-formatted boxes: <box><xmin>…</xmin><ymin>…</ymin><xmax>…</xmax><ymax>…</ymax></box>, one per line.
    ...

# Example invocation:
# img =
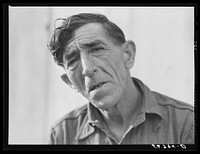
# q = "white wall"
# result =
<box><xmin>9</xmin><ymin>7</ymin><xmax>52</xmax><ymax>144</ymax></box>
<box><xmin>9</xmin><ymin>7</ymin><xmax>194</xmax><ymax>144</ymax></box>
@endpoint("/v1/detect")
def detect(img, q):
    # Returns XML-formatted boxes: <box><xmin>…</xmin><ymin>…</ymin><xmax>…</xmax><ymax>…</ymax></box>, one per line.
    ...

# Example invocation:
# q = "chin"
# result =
<box><xmin>88</xmin><ymin>86</ymin><xmax>123</xmax><ymax>109</ymax></box>
<box><xmin>91</xmin><ymin>96</ymin><xmax>118</xmax><ymax>110</ymax></box>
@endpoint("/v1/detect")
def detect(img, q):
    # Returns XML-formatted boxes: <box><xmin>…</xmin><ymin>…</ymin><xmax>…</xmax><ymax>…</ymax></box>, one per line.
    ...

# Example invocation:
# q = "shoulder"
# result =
<box><xmin>153</xmin><ymin>91</ymin><xmax>194</xmax><ymax>112</ymax></box>
<box><xmin>152</xmin><ymin>91</ymin><xmax>194</xmax><ymax>125</ymax></box>
<box><xmin>52</xmin><ymin>103</ymin><xmax>88</xmax><ymax>128</ymax></box>
<box><xmin>152</xmin><ymin>92</ymin><xmax>194</xmax><ymax>144</ymax></box>
<box><xmin>152</xmin><ymin>91</ymin><xmax>194</xmax><ymax>131</ymax></box>
<box><xmin>50</xmin><ymin>104</ymin><xmax>88</xmax><ymax>144</ymax></box>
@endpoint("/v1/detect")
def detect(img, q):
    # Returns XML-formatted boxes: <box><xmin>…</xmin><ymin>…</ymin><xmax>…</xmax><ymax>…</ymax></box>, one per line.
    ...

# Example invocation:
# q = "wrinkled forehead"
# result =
<box><xmin>65</xmin><ymin>23</ymin><xmax>110</xmax><ymax>50</ymax></box>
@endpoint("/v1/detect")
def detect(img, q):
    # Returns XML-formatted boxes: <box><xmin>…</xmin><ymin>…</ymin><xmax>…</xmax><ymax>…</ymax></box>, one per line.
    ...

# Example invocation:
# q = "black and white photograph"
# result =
<box><xmin>5</xmin><ymin>5</ymin><xmax>197</xmax><ymax>150</ymax></box>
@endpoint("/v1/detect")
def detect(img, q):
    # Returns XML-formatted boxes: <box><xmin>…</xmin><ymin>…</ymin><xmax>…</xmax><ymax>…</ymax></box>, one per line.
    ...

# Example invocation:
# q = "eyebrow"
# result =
<box><xmin>64</xmin><ymin>39</ymin><xmax>106</xmax><ymax>61</ymax></box>
<box><xmin>81</xmin><ymin>40</ymin><xmax>107</xmax><ymax>48</ymax></box>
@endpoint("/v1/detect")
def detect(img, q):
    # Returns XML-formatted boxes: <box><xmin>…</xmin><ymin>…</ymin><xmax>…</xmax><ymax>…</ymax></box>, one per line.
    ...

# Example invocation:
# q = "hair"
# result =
<box><xmin>47</xmin><ymin>13</ymin><xmax>126</xmax><ymax>67</ymax></box>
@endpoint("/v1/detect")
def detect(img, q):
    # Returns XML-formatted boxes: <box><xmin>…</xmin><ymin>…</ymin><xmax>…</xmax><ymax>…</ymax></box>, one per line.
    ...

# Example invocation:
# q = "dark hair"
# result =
<box><xmin>48</xmin><ymin>13</ymin><xmax>126</xmax><ymax>67</ymax></box>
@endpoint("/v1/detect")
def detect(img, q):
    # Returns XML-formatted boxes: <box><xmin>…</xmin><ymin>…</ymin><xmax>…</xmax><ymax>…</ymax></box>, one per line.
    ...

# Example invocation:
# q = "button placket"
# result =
<box><xmin>118</xmin><ymin>125</ymin><xmax>134</xmax><ymax>144</ymax></box>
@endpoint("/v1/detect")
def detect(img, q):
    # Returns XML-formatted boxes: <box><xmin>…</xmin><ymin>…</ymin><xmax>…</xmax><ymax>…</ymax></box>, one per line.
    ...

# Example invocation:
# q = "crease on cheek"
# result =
<box><xmin>105</xmin><ymin>57</ymin><xmax>119</xmax><ymax>80</ymax></box>
<box><xmin>109</xmin><ymin>56</ymin><xmax>126</xmax><ymax>88</ymax></box>
<box><xmin>97</xmin><ymin>57</ymin><xmax>114</xmax><ymax>80</ymax></box>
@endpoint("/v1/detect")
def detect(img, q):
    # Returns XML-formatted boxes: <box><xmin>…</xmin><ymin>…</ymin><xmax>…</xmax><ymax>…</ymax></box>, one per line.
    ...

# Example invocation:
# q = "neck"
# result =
<box><xmin>100</xmin><ymin>76</ymin><xmax>142</xmax><ymax>133</ymax></box>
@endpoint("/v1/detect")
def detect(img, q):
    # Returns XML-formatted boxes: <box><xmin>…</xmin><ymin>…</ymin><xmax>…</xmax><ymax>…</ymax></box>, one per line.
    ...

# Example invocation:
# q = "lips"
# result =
<box><xmin>88</xmin><ymin>82</ymin><xmax>107</xmax><ymax>92</ymax></box>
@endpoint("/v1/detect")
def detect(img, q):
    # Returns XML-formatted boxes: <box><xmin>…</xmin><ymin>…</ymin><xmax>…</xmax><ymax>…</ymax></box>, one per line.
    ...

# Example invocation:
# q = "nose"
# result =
<box><xmin>81</xmin><ymin>53</ymin><xmax>97</xmax><ymax>77</ymax></box>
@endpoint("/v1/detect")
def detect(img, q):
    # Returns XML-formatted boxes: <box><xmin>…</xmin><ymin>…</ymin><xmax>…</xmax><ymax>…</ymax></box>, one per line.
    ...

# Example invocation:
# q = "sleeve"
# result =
<box><xmin>49</xmin><ymin>127</ymin><xmax>56</xmax><ymax>144</ymax></box>
<box><xmin>181</xmin><ymin>111</ymin><xmax>195</xmax><ymax>144</ymax></box>
<box><xmin>49</xmin><ymin>123</ymin><xmax>67</xmax><ymax>144</ymax></box>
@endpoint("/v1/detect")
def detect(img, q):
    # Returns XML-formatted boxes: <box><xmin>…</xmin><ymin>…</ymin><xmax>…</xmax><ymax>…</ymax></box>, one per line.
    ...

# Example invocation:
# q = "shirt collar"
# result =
<box><xmin>133</xmin><ymin>77</ymin><xmax>163</xmax><ymax>119</ymax></box>
<box><xmin>76</xmin><ymin>77</ymin><xmax>163</xmax><ymax>140</ymax></box>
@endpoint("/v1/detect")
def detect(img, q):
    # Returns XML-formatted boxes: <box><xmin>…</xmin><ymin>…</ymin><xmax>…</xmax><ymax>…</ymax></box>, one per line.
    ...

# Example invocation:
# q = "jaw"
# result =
<box><xmin>89</xmin><ymin>86</ymin><xmax>124</xmax><ymax>110</ymax></box>
<box><xmin>92</xmin><ymin>76</ymin><xmax>136</xmax><ymax>116</ymax></box>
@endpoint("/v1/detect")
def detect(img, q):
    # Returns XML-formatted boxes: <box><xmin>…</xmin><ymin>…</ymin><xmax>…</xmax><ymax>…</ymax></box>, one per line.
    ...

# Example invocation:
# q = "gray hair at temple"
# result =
<box><xmin>47</xmin><ymin>13</ymin><xmax>126</xmax><ymax>67</ymax></box>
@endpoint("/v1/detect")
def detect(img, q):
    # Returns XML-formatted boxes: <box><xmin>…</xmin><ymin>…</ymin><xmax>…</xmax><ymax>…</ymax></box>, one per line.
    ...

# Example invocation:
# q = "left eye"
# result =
<box><xmin>90</xmin><ymin>47</ymin><xmax>104</xmax><ymax>53</ymax></box>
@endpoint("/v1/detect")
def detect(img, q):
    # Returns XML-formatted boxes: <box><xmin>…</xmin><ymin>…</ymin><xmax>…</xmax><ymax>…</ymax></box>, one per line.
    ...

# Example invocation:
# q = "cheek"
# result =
<box><xmin>67</xmin><ymin>69</ymin><xmax>85</xmax><ymax>93</ymax></box>
<box><xmin>107</xmin><ymin>52</ymin><xmax>127</xmax><ymax>81</ymax></box>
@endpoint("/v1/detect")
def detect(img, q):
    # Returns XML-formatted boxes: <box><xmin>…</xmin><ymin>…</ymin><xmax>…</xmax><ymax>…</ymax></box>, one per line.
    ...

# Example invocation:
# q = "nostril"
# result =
<box><xmin>93</xmin><ymin>69</ymin><xmax>97</xmax><ymax>73</ymax></box>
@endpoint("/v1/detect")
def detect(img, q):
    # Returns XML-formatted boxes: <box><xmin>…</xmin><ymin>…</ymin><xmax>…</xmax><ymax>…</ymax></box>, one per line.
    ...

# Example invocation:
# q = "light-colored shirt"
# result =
<box><xmin>50</xmin><ymin>78</ymin><xmax>194</xmax><ymax>144</ymax></box>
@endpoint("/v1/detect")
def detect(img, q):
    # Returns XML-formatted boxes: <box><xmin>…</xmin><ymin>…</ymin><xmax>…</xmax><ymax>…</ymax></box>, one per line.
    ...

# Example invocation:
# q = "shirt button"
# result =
<box><xmin>141</xmin><ymin>116</ymin><xmax>145</xmax><ymax>121</ymax></box>
<box><xmin>94</xmin><ymin>120</ymin><xmax>99</xmax><ymax>124</ymax></box>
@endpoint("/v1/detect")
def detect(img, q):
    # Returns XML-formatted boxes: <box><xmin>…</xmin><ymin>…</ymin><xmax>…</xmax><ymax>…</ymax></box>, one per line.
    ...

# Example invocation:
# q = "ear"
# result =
<box><xmin>122</xmin><ymin>40</ymin><xmax>136</xmax><ymax>70</ymax></box>
<box><xmin>61</xmin><ymin>74</ymin><xmax>79</xmax><ymax>92</ymax></box>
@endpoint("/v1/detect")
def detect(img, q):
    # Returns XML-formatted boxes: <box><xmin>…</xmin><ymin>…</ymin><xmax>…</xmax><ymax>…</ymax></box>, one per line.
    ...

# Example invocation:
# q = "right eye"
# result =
<box><xmin>66</xmin><ymin>56</ymin><xmax>80</xmax><ymax>70</ymax></box>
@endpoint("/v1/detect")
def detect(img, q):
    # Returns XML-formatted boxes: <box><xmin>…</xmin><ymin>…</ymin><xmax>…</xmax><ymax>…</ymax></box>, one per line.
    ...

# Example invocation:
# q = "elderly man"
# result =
<box><xmin>48</xmin><ymin>13</ymin><xmax>194</xmax><ymax>144</ymax></box>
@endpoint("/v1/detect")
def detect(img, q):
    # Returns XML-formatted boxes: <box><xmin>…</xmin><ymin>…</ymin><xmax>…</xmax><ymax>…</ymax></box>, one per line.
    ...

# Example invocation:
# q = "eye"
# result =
<box><xmin>66</xmin><ymin>56</ymin><xmax>80</xmax><ymax>70</ymax></box>
<box><xmin>90</xmin><ymin>46</ymin><xmax>105</xmax><ymax>54</ymax></box>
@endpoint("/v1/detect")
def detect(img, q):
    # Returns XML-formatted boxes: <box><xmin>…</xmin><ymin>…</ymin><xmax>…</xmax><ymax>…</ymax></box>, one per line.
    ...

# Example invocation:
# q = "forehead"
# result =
<box><xmin>66</xmin><ymin>23</ymin><xmax>111</xmax><ymax>49</ymax></box>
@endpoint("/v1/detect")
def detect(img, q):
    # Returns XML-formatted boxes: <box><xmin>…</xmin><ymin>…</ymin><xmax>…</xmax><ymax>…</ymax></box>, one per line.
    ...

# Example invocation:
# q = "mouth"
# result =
<box><xmin>89</xmin><ymin>82</ymin><xmax>107</xmax><ymax>93</ymax></box>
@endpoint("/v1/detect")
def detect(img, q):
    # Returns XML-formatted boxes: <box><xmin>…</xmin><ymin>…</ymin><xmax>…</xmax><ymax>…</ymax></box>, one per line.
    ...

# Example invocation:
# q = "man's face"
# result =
<box><xmin>63</xmin><ymin>23</ymin><xmax>128</xmax><ymax>109</ymax></box>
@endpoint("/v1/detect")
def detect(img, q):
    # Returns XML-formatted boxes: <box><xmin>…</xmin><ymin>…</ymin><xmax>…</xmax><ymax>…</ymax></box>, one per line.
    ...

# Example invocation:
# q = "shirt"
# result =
<box><xmin>50</xmin><ymin>77</ymin><xmax>194</xmax><ymax>144</ymax></box>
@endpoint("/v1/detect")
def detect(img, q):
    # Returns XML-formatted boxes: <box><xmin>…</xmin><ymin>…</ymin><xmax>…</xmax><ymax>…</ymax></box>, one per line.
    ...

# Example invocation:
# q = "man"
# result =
<box><xmin>48</xmin><ymin>13</ymin><xmax>194</xmax><ymax>144</ymax></box>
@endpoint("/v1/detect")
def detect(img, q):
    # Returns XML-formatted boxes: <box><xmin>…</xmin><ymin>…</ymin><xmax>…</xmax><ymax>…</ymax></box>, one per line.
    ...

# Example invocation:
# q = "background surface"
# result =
<box><xmin>9</xmin><ymin>7</ymin><xmax>194</xmax><ymax>144</ymax></box>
